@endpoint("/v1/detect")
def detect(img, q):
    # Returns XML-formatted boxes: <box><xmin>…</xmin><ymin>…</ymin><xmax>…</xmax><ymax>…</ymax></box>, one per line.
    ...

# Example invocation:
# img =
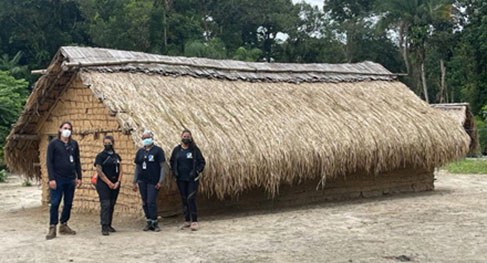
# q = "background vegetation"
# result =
<box><xmin>0</xmin><ymin>0</ymin><xmax>486</xmax><ymax>167</ymax></box>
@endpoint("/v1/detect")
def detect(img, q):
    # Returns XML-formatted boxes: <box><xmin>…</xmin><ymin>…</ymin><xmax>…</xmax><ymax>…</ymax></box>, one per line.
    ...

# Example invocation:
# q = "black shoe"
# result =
<box><xmin>102</xmin><ymin>226</ymin><xmax>109</xmax><ymax>236</ymax></box>
<box><xmin>143</xmin><ymin>222</ymin><xmax>153</xmax><ymax>231</ymax></box>
<box><xmin>107</xmin><ymin>226</ymin><xmax>116</xmax><ymax>232</ymax></box>
<box><xmin>152</xmin><ymin>222</ymin><xmax>161</xmax><ymax>232</ymax></box>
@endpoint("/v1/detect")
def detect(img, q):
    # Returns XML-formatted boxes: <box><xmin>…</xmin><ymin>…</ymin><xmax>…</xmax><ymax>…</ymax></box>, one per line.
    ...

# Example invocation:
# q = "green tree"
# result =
<box><xmin>0</xmin><ymin>0</ymin><xmax>88</xmax><ymax>71</ymax></box>
<box><xmin>208</xmin><ymin>0</ymin><xmax>298</xmax><ymax>61</ymax></box>
<box><xmin>447</xmin><ymin>0</ymin><xmax>487</xmax><ymax>113</ymax></box>
<box><xmin>376</xmin><ymin>0</ymin><xmax>454</xmax><ymax>103</ymax></box>
<box><xmin>0</xmin><ymin>51</ymin><xmax>29</xmax><ymax>80</ymax></box>
<box><xmin>184</xmin><ymin>38</ymin><xmax>227</xmax><ymax>59</ymax></box>
<box><xmin>0</xmin><ymin>71</ymin><xmax>28</xmax><ymax>165</ymax></box>
<box><xmin>80</xmin><ymin>0</ymin><xmax>153</xmax><ymax>52</ymax></box>
<box><xmin>232</xmin><ymin>46</ymin><xmax>263</xmax><ymax>62</ymax></box>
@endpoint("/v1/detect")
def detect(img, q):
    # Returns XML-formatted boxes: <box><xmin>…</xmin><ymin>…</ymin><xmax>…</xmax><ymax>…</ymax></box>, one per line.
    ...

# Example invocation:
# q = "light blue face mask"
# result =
<box><xmin>142</xmin><ymin>138</ymin><xmax>153</xmax><ymax>146</ymax></box>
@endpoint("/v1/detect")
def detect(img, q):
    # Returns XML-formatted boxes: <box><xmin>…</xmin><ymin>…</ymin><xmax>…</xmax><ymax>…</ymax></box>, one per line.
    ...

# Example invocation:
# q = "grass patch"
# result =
<box><xmin>0</xmin><ymin>169</ymin><xmax>6</xmax><ymax>182</ymax></box>
<box><xmin>22</xmin><ymin>179</ymin><xmax>32</xmax><ymax>187</ymax></box>
<box><xmin>446</xmin><ymin>159</ymin><xmax>487</xmax><ymax>174</ymax></box>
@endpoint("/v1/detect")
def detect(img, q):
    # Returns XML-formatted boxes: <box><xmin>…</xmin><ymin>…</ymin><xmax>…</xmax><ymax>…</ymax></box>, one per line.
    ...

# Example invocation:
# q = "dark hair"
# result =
<box><xmin>103</xmin><ymin>135</ymin><xmax>115</xmax><ymax>145</ymax></box>
<box><xmin>103</xmin><ymin>135</ymin><xmax>116</xmax><ymax>153</ymax></box>
<box><xmin>57</xmin><ymin>121</ymin><xmax>73</xmax><ymax>139</ymax></box>
<box><xmin>181</xmin><ymin>129</ymin><xmax>196</xmax><ymax>148</ymax></box>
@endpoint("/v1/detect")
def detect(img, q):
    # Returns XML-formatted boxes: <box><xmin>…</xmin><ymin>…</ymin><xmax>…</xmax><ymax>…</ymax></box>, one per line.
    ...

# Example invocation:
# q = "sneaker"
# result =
<box><xmin>152</xmin><ymin>221</ymin><xmax>161</xmax><ymax>232</ymax></box>
<box><xmin>45</xmin><ymin>225</ymin><xmax>56</xmax><ymax>240</ymax></box>
<box><xmin>59</xmin><ymin>223</ymin><xmax>76</xmax><ymax>235</ymax></box>
<box><xmin>179</xmin><ymin>221</ymin><xmax>191</xmax><ymax>230</ymax></box>
<box><xmin>102</xmin><ymin>225</ymin><xmax>109</xmax><ymax>236</ymax></box>
<box><xmin>107</xmin><ymin>226</ymin><xmax>116</xmax><ymax>233</ymax></box>
<box><xmin>143</xmin><ymin>221</ymin><xmax>153</xmax><ymax>231</ymax></box>
<box><xmin>190</xmin><ymin>222</ymin><xmax>199</xmax><ymax>231</ymax></box>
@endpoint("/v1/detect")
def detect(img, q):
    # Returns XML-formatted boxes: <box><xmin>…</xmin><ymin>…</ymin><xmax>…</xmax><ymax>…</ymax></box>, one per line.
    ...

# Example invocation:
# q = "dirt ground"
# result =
<box><xmin>0</xmin><ymin>170</ymin><xmax>485</xmax><ymax>263</ymax></box>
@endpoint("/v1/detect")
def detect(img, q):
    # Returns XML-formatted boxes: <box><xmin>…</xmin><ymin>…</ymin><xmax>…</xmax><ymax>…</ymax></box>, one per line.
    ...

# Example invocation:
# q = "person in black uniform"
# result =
<box><xmin>133</xmin><ymin>130</ymin><xmax>166</xmax><ymax>232</ymax></box>
<box><xmin>94</xmin><ymin>135</ymin><xmax>123</xmax><ymax>236</ymax></box>
<box><xmin>45</xmin><ymin>121</ymin><xmax>82</xmax><ymax>240</ymax></box>
<box><xmin>169</xmin><ymin>129</ymin><xmax>205</xmax><ymax>231</ymax></box>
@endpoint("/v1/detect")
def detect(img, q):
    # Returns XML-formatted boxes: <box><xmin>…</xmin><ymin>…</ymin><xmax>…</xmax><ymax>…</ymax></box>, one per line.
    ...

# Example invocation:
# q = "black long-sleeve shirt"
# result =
<box><xmin>46</xmin><ymin>138</ymin><xmax>82</xmax><ymax>180</ymax></box>
<box><xmin>169</xmin><ymin>145</ymin><xmax>205</xmax><ymax>181</ymax></box>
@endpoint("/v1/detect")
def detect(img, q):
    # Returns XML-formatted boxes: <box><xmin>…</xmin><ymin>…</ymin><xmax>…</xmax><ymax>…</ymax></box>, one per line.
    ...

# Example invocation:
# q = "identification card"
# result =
<box><xmin>69</xmin><ymin>155</ymin><xmax>74</xmax><ymax>163</ymax></box>
<box><xmin>142</xmin><ymin>161</ymin><xmax>147</xmax><ymax>170</ymax></box>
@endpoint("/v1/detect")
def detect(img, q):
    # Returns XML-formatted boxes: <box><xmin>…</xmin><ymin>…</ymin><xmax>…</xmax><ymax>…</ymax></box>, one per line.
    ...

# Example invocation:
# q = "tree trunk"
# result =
<box><xmin>162</xmin><ymin>0</ymin><xmax>172</xmax><ymax>53</ymax></box>
<box><xmin>421</xmin><ymin>62</ymin><xmax>429</xmax><ymax>103</ymax></box>
<box><xmin>399</xmin><ymin>22</ymin><xmax>410</xmax><ymax>74</ymax></box>
<box><xmin>439</xmin><ymin>59</ymin><xmax>446</xmax><ymax>103</ymax></box>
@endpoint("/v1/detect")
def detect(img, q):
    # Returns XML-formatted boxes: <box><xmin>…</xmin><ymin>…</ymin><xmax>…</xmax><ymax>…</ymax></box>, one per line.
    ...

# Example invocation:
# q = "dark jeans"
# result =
<box><xmin>138</xmin><ymin>181</ymin><xmax>159</xmax><ymax>221</ymax></box>
<box><xmin>96</xmin><ymin>180</ymin><xmax>120</xmax><ymax>226</ymax></box>
<box><xmin>176</xmin><ymin>180</ymin><xmax>199</xmax><ymax>222</ymax></box>
<box><xmin>49</xmin><ymin>177</ymin><xmax>76</xmax><ymax>225</ymax></box>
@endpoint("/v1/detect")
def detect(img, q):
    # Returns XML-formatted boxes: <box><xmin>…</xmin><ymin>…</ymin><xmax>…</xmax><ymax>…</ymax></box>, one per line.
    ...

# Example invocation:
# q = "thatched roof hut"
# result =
<box><xmin>4</xmin><ymin>46</ymin><xmax>469</xmax><ymax>214</ymax></box>
<box><xmin>431</xmin><ymin>103</ymin><xmax>479</xmax><ymax>156</ymax></box>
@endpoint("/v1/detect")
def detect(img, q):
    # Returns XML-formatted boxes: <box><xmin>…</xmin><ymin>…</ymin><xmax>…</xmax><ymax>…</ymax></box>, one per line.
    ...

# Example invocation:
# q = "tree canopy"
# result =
<box><xmin>0</xmin><ymin>0</ymin><xmax>486</xmax><ymax>157</ymax></box>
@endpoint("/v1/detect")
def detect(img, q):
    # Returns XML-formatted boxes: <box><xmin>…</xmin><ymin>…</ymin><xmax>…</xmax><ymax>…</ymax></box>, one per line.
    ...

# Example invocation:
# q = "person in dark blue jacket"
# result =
<box><xmin>94</xmin><ymin>135</ymin><xmax>123</xmax><ymax>236</ymax></box>
<box><xmin>169</xmin><ymin>129</ymin><xmax>206</xmax><ymax>231</ymax></box>
<box><xmin>133</xmin><ymin>130</ymin><xmax>165</xmax><ymax>232</ymax></box>
<box><xmin>45</xmin><ymin>121</ymin><xmax>82</xmax><ymax>240</ymax></box>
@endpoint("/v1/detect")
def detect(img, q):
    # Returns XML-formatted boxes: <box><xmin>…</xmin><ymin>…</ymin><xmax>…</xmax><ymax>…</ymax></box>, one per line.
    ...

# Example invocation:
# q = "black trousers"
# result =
<box><xmin>176</xmin><ymin>180</ymin><xmax>199</xmax><ymax>222</ymax></box>
<box><xmin>49</xmin><ymin>177</ymin><xmax>76</xmax><ymax>225</ymax></box>
<box><xmin>96</xmin><ymin>180</ymin><xmax>120</xmax><ymax>226</ymax></box>
<box><xmin>138</xmin><ymin>181</ymin><xmax>159</xmax><ymax>221</ymax></box>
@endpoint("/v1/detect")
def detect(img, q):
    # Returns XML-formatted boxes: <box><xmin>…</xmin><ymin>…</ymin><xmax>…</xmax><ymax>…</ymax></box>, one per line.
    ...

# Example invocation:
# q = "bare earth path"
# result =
<box><xmin>0</xmin><ymin>170</ymin><xmax>485</xmax><ymax>263</ymax></box>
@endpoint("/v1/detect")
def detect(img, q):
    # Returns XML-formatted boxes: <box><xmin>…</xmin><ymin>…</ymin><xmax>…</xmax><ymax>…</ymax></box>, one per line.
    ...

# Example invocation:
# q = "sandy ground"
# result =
<box><xmin>0</xmin><ymin>170</ymin><xmax>486</xmax><ymax>263</ymax></box>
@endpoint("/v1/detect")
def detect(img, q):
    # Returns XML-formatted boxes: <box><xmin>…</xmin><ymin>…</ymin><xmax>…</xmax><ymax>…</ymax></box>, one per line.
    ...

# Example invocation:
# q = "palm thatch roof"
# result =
<box><xmin>5</xmin><ymin>46</ymin><xmax>470</xmax><ymax>198</ymax></box>
<box><xmin>431</xmin><ymin>103</ymin><xmax>479</xmax><ymax>155</ymax></box>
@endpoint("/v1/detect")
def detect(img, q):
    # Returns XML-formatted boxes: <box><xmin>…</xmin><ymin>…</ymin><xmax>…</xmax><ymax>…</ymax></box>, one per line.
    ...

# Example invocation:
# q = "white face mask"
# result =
<box><xmin>61</xmin><ymin>129</ymin><xmax>71</xmax><ymax>138</ymax></box>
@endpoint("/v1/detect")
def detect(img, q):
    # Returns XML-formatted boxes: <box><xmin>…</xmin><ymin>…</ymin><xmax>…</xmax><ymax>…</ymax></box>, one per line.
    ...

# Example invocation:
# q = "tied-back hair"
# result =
<box><xmin>104</xmin><ymin>135</ymin><xmax>115</xmax><ymax>145</ymax></box>
<box><xmin>57</xmin><ymin>121</ymin><xmax>73</xmax><ymax>139</ymax></box>
<box><xmin>181</xmin><ymin>129</ymin><xmax>197</xmax><ymax>149</ymax></box>
<box><xmin>103</xmin><ymin>135</ymin><xmax>117</xmax><ymax>155</ymax></box>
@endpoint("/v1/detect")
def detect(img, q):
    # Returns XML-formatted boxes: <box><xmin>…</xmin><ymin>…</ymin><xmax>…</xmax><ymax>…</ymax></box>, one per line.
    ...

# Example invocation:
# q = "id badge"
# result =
<box><xmin>69</xmin><ymin>155</ymin><xmax>74</xmax><ymax>163</ymax></box>
<box><xmin>142</xmin><ymin>161</ymin><xmax>147</xmax><ymax>170</ymax></box>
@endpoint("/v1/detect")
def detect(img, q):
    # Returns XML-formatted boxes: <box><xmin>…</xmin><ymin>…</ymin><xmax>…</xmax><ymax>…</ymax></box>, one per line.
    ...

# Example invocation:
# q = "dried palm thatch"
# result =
<box><xmin>5</xmin><ymin>46</ymin><xmax>470</xmax><ymax>199</ymax></box>
<box><xmin>431</xmin><ymin>103</ymin><xmax>479</xmax><ymax>156</ymax></box>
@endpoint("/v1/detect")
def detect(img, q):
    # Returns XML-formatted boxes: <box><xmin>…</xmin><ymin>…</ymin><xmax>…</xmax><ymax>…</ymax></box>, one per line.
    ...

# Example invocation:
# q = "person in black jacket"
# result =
<box><xmin>94</xmin><ymin>135</ymin><xmax>123</xmax><ymax>236</ymax></box>
<box><xmin>169</xmin><ymin>129</ymin><xmax>206</xmax><ymax>231</ymax></box>
<box><xmin>133</xmin><ymin>130</ymin><xmax>165</xmax><ymax>232</ymax></box>
<box><xmin>45</xmin><ymin>121</ymin><xmax>82</xmax><ymax>240</ymax></box>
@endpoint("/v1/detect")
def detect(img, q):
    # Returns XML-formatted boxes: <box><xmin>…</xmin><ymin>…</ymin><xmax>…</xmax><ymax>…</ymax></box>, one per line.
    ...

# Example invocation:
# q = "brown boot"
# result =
<box><xmin>59</xmin><ymin>223</ymin><xmax>76</xmax><ymax>235</ymax></box>
<box><xmin>45</xmin><ymin>225</ymin><xmax>56</xmax><ymax>240</ymax></box>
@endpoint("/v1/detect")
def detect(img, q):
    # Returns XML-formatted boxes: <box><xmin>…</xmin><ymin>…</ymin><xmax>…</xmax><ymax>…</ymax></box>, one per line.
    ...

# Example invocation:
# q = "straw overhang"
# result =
<box><xmin>431</xmin><ymin>103</ymin><xmax>479</xmax><ymax>155</ymax></box>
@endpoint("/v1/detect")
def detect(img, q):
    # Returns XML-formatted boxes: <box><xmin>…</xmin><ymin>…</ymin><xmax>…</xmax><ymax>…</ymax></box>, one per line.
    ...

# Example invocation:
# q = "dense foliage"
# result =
<box><xmin>0</xmin><ymin>0</ymin><xmax>486</xmax><ymax>159</ymax></box>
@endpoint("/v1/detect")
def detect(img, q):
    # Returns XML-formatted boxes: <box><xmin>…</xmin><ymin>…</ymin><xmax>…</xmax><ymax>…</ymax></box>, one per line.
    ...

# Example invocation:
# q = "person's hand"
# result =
<box><xmin>76</xmin><ymin>179</ymin><xmax>82</xmax><ymax>188</ymax></box>
<box><xmin>113</xmin><ymin>181</ymin><xmax>120</xmax><ymax>189</ymax></box>
<box><xmin>132</xmin><ymin>183</ymin><xmax>138</xmax><ymax>192</ymax></box>
<box><xmin>194</xmin><ymin>171</ymin><xmax>201</xmax><ymax>182</ymax></box>
<box><xmin>108</xmin><ymin>181</ymin><xmax>115</xmax><ymax>189</ymax></box>
<box><xmin>155</xmin><ymin>183</ymin><xmax>161</xmax><ymax>190</ymax></box>
<box><xmin>48</xmin><ymin>180</ymin><xmax>57</xmax><ymax>190</ymax></box>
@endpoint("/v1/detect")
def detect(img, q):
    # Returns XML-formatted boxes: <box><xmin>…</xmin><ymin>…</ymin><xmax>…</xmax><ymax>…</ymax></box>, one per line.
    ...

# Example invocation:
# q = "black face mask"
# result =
<box><xmin>182</xmin><ymin>138</ymin><xmax>192</xmax><ymax>145</ymax></box>
<box><xmin>104</xmin><ymin>144</ymin><xmax>113</xmax><ymax>151</ymax></box>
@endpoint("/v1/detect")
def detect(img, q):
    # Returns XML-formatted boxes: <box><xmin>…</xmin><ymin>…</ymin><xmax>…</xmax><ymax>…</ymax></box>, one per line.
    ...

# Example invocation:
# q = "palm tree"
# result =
<box><xmin>376</xmin><ymin>0</ymin><xmax>453</xmax><ymax>103</ymax></box>
<box><xmin>0</xmin><ymin>51</ymin><xmax>28</xmax><ymax>78</ymax></box>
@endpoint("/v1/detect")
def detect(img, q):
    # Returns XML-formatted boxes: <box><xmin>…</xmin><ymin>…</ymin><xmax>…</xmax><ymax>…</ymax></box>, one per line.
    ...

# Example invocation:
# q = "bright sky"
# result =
<box><xmin>292</xmin><ymin>0</ymin><xmax>324</xmax><ymax>8</ymax></box>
